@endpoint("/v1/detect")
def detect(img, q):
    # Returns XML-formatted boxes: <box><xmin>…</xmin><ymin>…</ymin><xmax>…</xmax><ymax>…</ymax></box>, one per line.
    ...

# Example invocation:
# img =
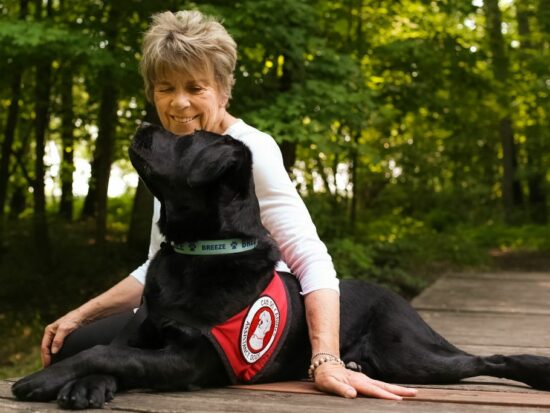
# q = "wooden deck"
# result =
<box><xmin>2</xmin><ymin>271</ymin><xmax>550</xmax><ymax>412</ymax></box>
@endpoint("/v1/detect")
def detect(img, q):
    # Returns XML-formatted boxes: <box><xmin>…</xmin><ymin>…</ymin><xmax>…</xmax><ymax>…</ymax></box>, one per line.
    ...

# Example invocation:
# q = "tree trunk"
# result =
<box><xmin>0</xmin><ymin>0</ymin><xmax>28</xmax><ymax>242</ymax></box>
<box><xmin>33</xmin><ymin>59</ymin><xmax>53</xmax><ymax>264</ymax></box>
<box><xmin>277</xmin><ymin>52</ymin><xmax>298</xmax><ymax>173</ymax></box>
<box><xmin>0</xmin><ymin>72</ymin><xmax>22</xmax><ymax>222</ymax></box>
<box><xmin>59</xmin><ymin>65</ymin><xmax>75</xmax><ymax>220</ymax></box>
<box><xmin>83</xmin><ymin>3</ymin><xmax>121</xmax><ymax>244</ymax></box>
<box><xmin>127</xmin><ymin>103</ymin><xmax>157</xmax><ymax>251</ymax></box>
<box><xmin>348</xmin><ymin>0</ymin><xmax>365</xmax><ymax>231</ymax></box>
<box><xmin>32</xmin><ymin>0</ymin><xmax>53</xmax><ymax>265</ymax></box>
<box><xmin>349</xmin><ymin>143</ymin><xmax>358</xmax><ymax>231</ymax></box>
<box><xmin>127</xmin><ymin>180</ymin><xmax>153</xmax><ymax>251</ymax></box>
<box><xmin>280</xmin><ymin>141</ymin><xmax>297</xmax><ymax>173</ymax></box>
<box><xmin>527</xmin><ymin>165</ymin><xmax>547</xmax><ymax>224</ymax></box>
<box><xmin>517</xmin><ymin>4</ymin><xmax>547</xmax><ymax>224</ymax></box>
<box><xmin>484</xmin><ymin>0</ymin><xmax>523</xmax><ymax>223</ymax></box>
<box><xmin>314</xmin><ymin>154</ymin><xmax>336</xmax><ymax>198</ymax></box>
<box><xmin>81</xmin><ymin>157</ymin><xmax>98</xmax><ymax>219</ymax></box>
<box><xmin>9</xmin><ymin>185</ymin><xmax>26</xmax><ymax>219</ymax></box>
<box><xmin>538</xmin><ymin>0</ymin><xmax>550</xmax><ymax>35</ymax></box>
<box><xmin>94</xmin><ymin>71</ymin><xmax>119</xmax><ymax>244</ymax></box>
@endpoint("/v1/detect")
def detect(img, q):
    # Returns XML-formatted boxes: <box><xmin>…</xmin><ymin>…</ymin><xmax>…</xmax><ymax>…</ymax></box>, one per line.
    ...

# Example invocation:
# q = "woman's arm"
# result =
<box><xmin>229</xmin><ymin>123</ymin><xmax>339</xmax><ymax>294</ymax></box>
<box><xmin>41</xmin><ymin>200</ymin><xmax>164</xmax><ymax>367</ymax></box>
<box><xmin>305</xmin><ymin>289</ymin><xmax>417</xmax><ymax>399</ymax></box>
<box><xmin>230</xmin><ymin>122</ymin><xmax>416</xmax><ymax>398</ymax></box>
<box><xmin>41</xmin><ymin>275</ymin><xmax>144</xmax><ymax>367</ymax></box>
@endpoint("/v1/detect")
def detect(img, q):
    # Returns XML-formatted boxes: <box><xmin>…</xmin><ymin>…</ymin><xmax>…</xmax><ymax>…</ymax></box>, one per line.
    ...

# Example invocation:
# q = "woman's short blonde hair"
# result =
<box><xmin>140</xmin><ymin>10</ymin><xmax>237</xmax><ymax>103</ymax></box>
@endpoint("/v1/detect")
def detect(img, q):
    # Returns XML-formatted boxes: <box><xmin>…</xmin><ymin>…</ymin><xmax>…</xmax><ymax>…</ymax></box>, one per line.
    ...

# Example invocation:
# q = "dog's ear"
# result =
<box><xmin>186</xmin><ymin>140</ymin><xmax>248</xmax><ymax>188</ymax></box>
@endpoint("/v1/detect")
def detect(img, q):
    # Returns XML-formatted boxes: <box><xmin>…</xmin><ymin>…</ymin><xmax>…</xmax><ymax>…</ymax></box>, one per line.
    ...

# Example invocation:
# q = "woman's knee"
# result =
<box><xmin>51</xmin><ymin>311</ymin><xmax>135</xmax><ymax>364</ymax></box>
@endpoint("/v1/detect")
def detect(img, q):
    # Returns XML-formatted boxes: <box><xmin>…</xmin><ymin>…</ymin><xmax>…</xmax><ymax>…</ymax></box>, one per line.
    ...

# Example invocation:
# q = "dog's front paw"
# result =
<box><xmin>12</xmin><ymin>369</ymin><xmax>66</xmax><ymax>402</ymax></box>
<box><xmin>57</xmin><ymin>375</ymin><xmax>117</xmax><ymax>410</ymax></box>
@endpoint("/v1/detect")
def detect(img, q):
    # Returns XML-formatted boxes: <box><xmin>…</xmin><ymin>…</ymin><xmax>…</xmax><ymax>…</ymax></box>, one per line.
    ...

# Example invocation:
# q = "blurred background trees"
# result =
<box><xmin>0</xmin><ymin>0</ymin><xmax>549</xmax><ymax>376</ymax></box>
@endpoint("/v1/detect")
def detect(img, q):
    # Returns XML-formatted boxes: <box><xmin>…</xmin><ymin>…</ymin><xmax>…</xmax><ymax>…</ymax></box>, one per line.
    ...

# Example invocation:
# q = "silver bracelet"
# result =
<box><xmin>308</xmin><ymin>353</ymin><xmax>345</xmax><ymax>380</ymax></box>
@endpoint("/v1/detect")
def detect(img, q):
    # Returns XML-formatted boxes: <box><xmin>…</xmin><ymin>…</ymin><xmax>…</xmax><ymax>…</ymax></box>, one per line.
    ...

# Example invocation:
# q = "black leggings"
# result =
<box><xmin>51</xmin><ymin>310</ymin><xmax>135</xmax><ymax>364</ymax></box>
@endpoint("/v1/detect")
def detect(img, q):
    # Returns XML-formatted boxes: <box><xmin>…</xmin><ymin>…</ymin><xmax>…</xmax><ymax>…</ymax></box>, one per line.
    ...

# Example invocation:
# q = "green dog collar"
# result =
<box><xmin>172</xmin><ymin>239</ymin><xmax>258</xmax><ymax>255</ymax></box>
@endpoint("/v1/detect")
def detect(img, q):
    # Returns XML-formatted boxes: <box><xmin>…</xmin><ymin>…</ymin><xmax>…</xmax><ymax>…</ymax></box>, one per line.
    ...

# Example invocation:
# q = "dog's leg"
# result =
<box><xmin>358</xmin><ymin>336</ymin><xmax>490</xmax><ymax>385</ymax></box>
<box><xmin>369</xmin><ymin>351</ymin><xmax>550</xmax><ymax>390</ymax></box>
<box><xmin>355</xmin><ymin>307</ymin><xmax>550</xmax><ymax>389</ymax></box>
<box><xmin>476</xmin><ymin>354</ymin><xmax>550</xmax><ymax>390</ymax></box>
<box><xmin>343</xmin><ymin>284</ymin><xmax>550</xmax><ymax>389</ymax></box>
<box><xmin>12</xmin><ymin>343</ymin><xmax>221</xmax><ymax>408</ymax></box>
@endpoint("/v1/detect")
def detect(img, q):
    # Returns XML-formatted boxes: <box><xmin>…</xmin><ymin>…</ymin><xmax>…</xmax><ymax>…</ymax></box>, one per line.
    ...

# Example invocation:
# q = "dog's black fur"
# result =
<box><xmin>12</xmin><ymin>123</ymin><xmax>550</xmax><ymax>409</ymax></box>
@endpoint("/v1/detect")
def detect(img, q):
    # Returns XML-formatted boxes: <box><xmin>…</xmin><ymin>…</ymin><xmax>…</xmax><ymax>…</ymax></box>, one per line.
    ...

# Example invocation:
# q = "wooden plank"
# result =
<box><xmin>412</xmin><ymin>273</ymin><xmax>550</xmax><ymax>314</ymax></box>
<box><xmin>232</xmin><ymin>381</ymin><xmax>550</xmax><ymax>401</ymax></box>
<box><xmin>410</xmin><ymin>379</ymin><xmax>533</xmax><ymax>392</ymax></box>
<box><xmin>233</xmin><ymin>380</ymin><xmax>510</xmax><ymax>395</ymax></box>
<box><xmin>0</xmin><ymin>399</ymin><xmax>67</xmax><ymax>412</ymax></box>
<box><xmin>411</xmin><ymin>388</ymin><xmax>550</xmax><ymax>408</ymax></box>
<box><xmin>0</xmin><ymin>381</ymin><xmax>14</xmax><ymax>398</ymax></box>
<box><xmin>231</xmin><ymin>376</ymin><xmax>541</xmax><ymax>396</ymax></box>
<box><xmin>459</xmin><ymin>344</ymin><xmax>550</xmax><ymax>356</ymax></box>
<box><xmin>102</xmin><ymin>389</ymin><xmax>550</xmax><ymax>413</ymax></box>
<box><xmin>232</xmin><ymin>382</ymin><xmax>550</xmax><ymax>408</ymax></box>
<box><xmin>417</xmin><ymin>310</ymin><xmax>550</xmax><ymax>348</ymax></box>
<box><xmin>113</xmin><ymin>383</ymin><xmax>550</xmax><ymax>412</ymax></box>
<box><xmin>232</xmin><ymin>380</ymin><xmax>528</xmax><ymax>396</ymax></box>
<box><xmin>447</xmin><ymin>272</ymin><xmax>550</xmax><ymax>282</ymax></box>
<box><xmin>4</xmin><ymin>380</ymin><xmax>550</xmax><ymax>413</ymax></box>
<box><xmin>4</xmin><ymin>389</ymin><xmax>549</xmax><ymax>413</ymax></box>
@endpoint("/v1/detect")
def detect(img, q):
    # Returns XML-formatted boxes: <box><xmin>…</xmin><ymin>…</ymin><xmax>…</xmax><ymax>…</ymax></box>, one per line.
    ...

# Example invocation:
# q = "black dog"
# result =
<box><xmin>12</xmin><ymin>123</ymin><xmax>550</xmax><ymax>409</ymax></box>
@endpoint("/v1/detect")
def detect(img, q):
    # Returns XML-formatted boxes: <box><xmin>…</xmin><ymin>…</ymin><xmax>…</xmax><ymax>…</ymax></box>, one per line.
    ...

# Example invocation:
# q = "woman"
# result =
<box><xmin>41</xmin><ymin>10</ymin><xmax>416</xmax><ymax>400</ymax></box>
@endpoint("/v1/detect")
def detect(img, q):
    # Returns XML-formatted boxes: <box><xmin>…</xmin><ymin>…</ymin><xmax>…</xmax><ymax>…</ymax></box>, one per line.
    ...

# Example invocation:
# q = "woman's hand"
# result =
<box><xmin>41</xmin><ymin>309</ymin><xmax>87</xmax><ymax>367</ymax></box>
<box><xmin>304</xmin><ymin>290</ymin><xmax>416</xmax><ymax>399</ymax></box>
<box><xmin>40</xmin><ymin>276</ymin><xmax>144</xmax><ymax>367</ymax></box>
<box><xmin>314</xmin><ymin>362</ymin><xmax>418</xmax><ymax>399</ymax></box>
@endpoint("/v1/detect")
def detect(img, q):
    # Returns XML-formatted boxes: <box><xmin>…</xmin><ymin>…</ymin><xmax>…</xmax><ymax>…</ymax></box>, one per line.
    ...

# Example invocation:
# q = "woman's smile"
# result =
<box><xmin>171</xmin><ymin>114</ymin><xmax>199</xmax><ymax>124</ymax></box>
<box><xmin>153</xmin><ymin>70</ymin><xmax>232</xmax><ymax>135</ymax></box>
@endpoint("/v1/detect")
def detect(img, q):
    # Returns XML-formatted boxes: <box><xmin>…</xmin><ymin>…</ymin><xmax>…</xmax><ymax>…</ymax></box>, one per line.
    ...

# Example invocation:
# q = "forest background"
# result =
<box><xmin>1</xmin><ymin>0</ymin><xmax>549</xmax><ymax>378</ymax></box>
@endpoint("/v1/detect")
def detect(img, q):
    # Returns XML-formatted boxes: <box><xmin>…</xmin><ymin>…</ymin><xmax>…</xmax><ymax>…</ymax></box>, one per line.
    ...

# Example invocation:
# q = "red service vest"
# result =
<box><xmin>205</xmin><ymin>272</ymin><xmax>290</xmax><ymax>383</ymax></box>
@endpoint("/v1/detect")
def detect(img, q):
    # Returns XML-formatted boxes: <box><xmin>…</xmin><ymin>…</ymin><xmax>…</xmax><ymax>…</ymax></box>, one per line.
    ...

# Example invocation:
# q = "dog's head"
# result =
<box><xmin>129</xmin><ymin>123</ymin><xmax>265</xmax><ymax>243</ymax></box>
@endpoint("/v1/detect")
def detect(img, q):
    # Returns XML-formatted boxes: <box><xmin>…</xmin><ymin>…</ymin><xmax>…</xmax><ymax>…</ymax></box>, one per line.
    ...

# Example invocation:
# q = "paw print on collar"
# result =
<box><xmin>231</xmin><ymin>241</ymin><xmax>238</xmax><ymax>250</ymax></box>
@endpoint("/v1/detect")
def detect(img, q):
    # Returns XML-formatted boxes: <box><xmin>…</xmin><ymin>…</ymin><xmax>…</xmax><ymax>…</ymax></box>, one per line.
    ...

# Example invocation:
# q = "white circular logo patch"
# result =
<box><xmin>240</xmin><ymin>296</ymin><xmax>280</xmax><ymax>364</ymax></box>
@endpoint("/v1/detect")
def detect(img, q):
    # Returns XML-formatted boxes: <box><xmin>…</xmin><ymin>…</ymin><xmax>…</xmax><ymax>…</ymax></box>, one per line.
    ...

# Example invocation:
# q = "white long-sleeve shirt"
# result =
<box><xmin>130</xmin><ymin>119</ymin><xmax>339</xmax><ymax>294</ymax></box>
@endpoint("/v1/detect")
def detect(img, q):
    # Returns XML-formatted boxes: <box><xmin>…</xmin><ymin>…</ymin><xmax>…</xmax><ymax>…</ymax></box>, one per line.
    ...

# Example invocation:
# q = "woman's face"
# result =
<box><xmin>153</xmin><ymin>69</ymin><xmax>228</xmax><ymax>136</ymax></box>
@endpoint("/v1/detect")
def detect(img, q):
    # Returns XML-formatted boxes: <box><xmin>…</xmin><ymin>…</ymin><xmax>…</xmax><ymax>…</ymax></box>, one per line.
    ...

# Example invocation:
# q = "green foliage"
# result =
<box><xmin>0</xmin><ymin>20</ymin><xmax>104</xmax><ymax>62</ymax></box>
<box><xmin>106</xmin><ymin>190</ymin><xmax>137</xmax><ymax>228</ymax></box>
<box><xmin>2</xmin><ymin>0</ymin><xmax>549</xmax><ymax>231</ymax></box>
<box><xmin>463</xmin><ymin>223</ymin><xmax>550</xmax><ymax>251</ymax></box>
<box><xmin>326</xmin><ymin>236</ymin><xmax>423</xmax><ymax>297</ymax></box>
<box><xmin>313</xmin><ymin>203</ymin><xmax>550</xmax><ymax>299</ymax></box>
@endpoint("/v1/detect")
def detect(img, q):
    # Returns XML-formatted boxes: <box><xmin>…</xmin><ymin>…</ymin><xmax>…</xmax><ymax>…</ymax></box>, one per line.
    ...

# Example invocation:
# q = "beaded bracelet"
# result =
<box><xmin>308</xmin><ymin>353</ymin><xmax>345</xmax><ymax>380</ymax></box>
